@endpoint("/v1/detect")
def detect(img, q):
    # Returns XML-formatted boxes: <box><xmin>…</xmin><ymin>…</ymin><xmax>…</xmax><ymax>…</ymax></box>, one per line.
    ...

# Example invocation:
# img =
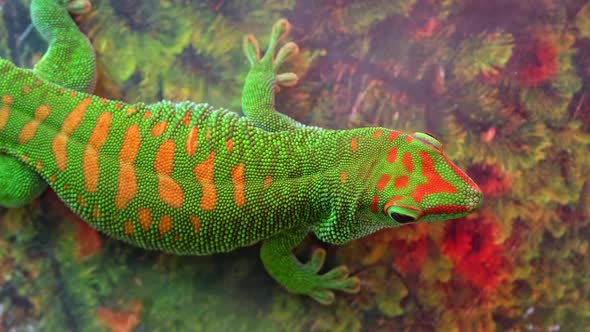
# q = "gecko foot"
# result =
<box><xmin>305</xmin><ymin>248</ymin><xmax>361</xmax><ymax>305</ymax></box>
<box><xmin>243</xmin><ymin>19</ymin><xmax>300</xmax><ymax>88</ymax></box>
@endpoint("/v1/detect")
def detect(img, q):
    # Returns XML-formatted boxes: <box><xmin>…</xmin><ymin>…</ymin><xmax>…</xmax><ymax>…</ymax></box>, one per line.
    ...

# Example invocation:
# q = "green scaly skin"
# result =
<box><xmin>0</xmin><ymin>0</ymin><xmax>483</xmax><ymax>304</ymax></box>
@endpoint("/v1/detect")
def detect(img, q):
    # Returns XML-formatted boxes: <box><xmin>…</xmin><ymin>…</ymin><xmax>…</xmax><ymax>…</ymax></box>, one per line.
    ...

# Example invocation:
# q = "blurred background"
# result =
<box><xmin>1</xmin><ymin>0</ymin><xmax>589</xmax><ymax>331</ymax></box>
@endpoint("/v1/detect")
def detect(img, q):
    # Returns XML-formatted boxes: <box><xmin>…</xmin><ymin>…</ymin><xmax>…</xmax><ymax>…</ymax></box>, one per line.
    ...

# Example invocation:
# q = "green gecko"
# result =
<box><xmin>0</xmin><ymin>0</ymin><xmax>483</xmax><ymax>304</ymax></box>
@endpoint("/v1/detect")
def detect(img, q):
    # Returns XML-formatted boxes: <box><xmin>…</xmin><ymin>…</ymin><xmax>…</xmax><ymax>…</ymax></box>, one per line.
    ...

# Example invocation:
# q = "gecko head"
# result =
<box><xmin>363</xmin><ymin>130</ymin><xmax>483</xmax><ymax>227</ymax></box>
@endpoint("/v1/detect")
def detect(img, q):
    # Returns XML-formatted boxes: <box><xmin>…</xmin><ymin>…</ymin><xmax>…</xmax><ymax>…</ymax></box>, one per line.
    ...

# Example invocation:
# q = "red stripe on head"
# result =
<box><xmin>412</xmin><ymin>151</ymin><xmax>457</xmax><ymax>203</ymax></box>
<box><xmin>441</xmin><ymin>155</ymin><xmax>480</xmax><ymax>191</ymax></box>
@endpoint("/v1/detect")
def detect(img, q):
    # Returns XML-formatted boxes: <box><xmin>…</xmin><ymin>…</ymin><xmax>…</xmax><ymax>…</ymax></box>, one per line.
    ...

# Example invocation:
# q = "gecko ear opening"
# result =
<box><xmin>386</xmin><ymin>206</ymin><xmax>420</xmax><ymax>224</ymax></box>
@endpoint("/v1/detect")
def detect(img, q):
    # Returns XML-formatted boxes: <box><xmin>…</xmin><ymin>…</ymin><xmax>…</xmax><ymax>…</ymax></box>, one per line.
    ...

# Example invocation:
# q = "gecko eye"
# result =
<box><xmin>386</xmin><ymin>206</ymin><xmax>419</xmax><ymax>224</ymax></box>
<box><xmin>413</xmin><ymin>132</ymin><xmax>443</xmax><ymax>151</ymax></box>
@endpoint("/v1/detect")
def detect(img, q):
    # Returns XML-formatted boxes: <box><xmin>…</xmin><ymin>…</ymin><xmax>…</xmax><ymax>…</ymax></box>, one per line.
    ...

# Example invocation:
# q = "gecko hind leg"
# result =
<box><xmin>241</xmin><ymin>19</ymin><xmax>314</xmax><ymax>132</ymax></box>
<box><xmin>0</xmin><ymin>0</ymin><xmax>94</xmax><ymax>208</ymax></box>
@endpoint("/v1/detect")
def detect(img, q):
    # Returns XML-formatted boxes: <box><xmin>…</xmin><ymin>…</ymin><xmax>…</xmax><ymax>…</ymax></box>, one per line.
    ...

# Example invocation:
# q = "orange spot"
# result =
<box><xmin>0</xmin><ymin>95</ymin><xmax>14</xmax><ymax>130</ymax></box>
<box><xmin>206</xmin><ymin>129</ymin><xmax>211</xmax><ymax>140</ymax></box>
<box><xmin>405</xmin><ymin>135</ymin><xmax>413</xmax><ymax>143</ymax></box>
<box><xmin>18</xmin><ymin>105</ymin><xmax>51</xmax><ymax>144</ymax></box>
<box><xmin>138</xmin><ymin>208</ymin><xmax>151</xmax><ymax>230</ymax></box>
<box><xmin>402</xmin><ymin>152</ymin><xmax>413</xmax><ymax>173</ymax></box>
<box><xmin>386</xmin><ymin>146</ymin><xmax>398</xmax><ymax>163</ymax></box>
<box><xmin>115</xmin><ymin>103</ymin><xmax>121</xmax><ymax>109</ymax></box>
<box><xmin>154</xmin><ymin>139</ymin><xmax>175</xmax><ymax>175</ymax></box>
<box><xmin>186</xmin><ymin>127</ymin><xmax>198</xmax><ymax>156</ymax></box>
<box><xmin>226</xmin><ymin>139</ymin><xmax>233</xmax><ymax>153</ymax></box>
<box><xmin>70</xmin><ymin>91</ymin><xmax>76</xmax><ymax>98</ymax></box>
<box><xmin>370</xmin><ymin>195</ymin><xmax>380</xmax><ymax>213</ymax></box>
<box><xmin>115</xmin><ymin>125</ymin><xmax>140</xmax><ymax>210</ymax></box>
<box><xmin>340</xmin><ymin>171</ymin><xmax>348</xmax><ymax>184</ymax></box>
<box><xmin>350</xmin><ymin>137</ymin><xmax>358</xmax><ymax>152</ymax></box>
<box><xmin>151</xmin><ymin>121</ymin><xmax>168</xmax><ymax>137</ymax></box>
<box><xmin>126</xmin><ymin>107</ymin><xmax>136</xmax><ymax>115</ymax></box>
<box><xmin>373</xmin><ymin>130</ymin><xmax>383</xmax><ymax>138</ymax></box>
<box><xmin>22</xmin><ymin>86</ymin><xmax>31</xmax><ymax>94</ymax></box>
<box><xmin>34</xmin><ymin>80</ymin><xmax>42</xmax><ymax>87</ymax></box>
<box><xmin>143</xmin><ymin>111</ymin><xmax>152</xmax><ymax>119</ymax></box>
<box><xmin>190</xmin><ymin>216</ymin><xmax>201</xmax><ymax>234</ymax></box>
<box><xmin>99</xmin><ymin>98</ymin><xmax>107</xmax><ymax>105</ymax></box>
<box><xmin>389</xmin><ymin>131</ymin><xmax>401</xmax><ymax>141</ymax></box>
<box><xmin>182</xmin><ymin>112</ymin><xmax>191</xmax><ymax>126</ymax></box>
<box><xmin>154</xmin><ymin>140</ymin><xmax>184</xmax><ymax>208</ymax></box>
<box><xmin>51</xmin><ymin>98</ymin><xmax>92</xmax><ymax>172</ymax></box>
<box><xmin>92</xmin><ymin>205</ymin><xmax>102</xmax><ymax>219</ymax></box>
<box><xmin>231</xmin><ymin>163</ymin><xmax>246</xmax><ymax>206</ymax></box>
<box><xmin>376</xmin><ymin>174</ymin><xmax>391</xmax><ymax>191</ymax></box>
<box><xmin>83</xmin><ymin>112</ymin><xmax>112</xmax><ymax>192</ymax></box>
<box><xmin>158</xmin><ymin>177</ymin><xmax>184</xmax><ymax>208</ymax></box>
<box><xmin>59</xmin><ymin>87</ymin><xmax>66</xmax><ymax>95</ymax></box>
<box><xmin>123</xmin><ymin>221</ymin><xmax>134</xmax><ymax>235</ymax></box>
<box><xmin>21</xmin><ymin>155</ymin><xmax>29</xmax><ymax>163</ymax></box>
<box><xmin>77</xmin><ymin>195</ymin><xmax>86</xmax><ymax>207</ymax></box>
<box><xmin>263</xmin><ymin>175</ymin><xmax>272</xmax><ymax>188</ymax></box>
<box><xmin>64</xmin><ymin>184</ymin><xmax>70</xmax><ymax>190</ymax></box>
<box><xmin>394</xmin><ymin>175</ymin><xmax>409</xmax><ymax>189</ymax></box>
<box><xmin>35</xmin><ymin>160</ymin><xmax>43</xmax><ymax>171</ymax></box>
<box><xmin>49</xmin><ymin>174</ymin><xmax>57</xmax><ymax>183</ymax></box>
<box><xmin>193</xmin><ymin>152</ymin><xmax>217</xmax><ymax>210</ymax></box>
<box><xmin>159</xmin><ymin>215</ymin><xmax>172</xmax><ymax>235</ymax></box>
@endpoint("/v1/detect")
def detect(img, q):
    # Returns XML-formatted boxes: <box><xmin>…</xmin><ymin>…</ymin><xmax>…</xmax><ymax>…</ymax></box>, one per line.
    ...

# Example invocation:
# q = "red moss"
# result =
<box><xmin>467</xmin><ymin>163</ymin><xmax>512</xmax><ymax>198</ymax></box>
<box><xmin>73</xmin><ymin>218</ymin><xmax>102</xmax><ymax>261</ymax></box>
<box><xmin>96</xmin><ymin>301</ymin><xmax>142</xmax><ymax>332</ymax></box>
<box><xmin>515</xmin><ymin>37</ymin><xmax>558</xmax><ymax>87</ymax></box>
<box><xmin>442</xmin><ymin>212</ymin><xmax>510</xmax><ymax>293</ymax></box>
<box><xmin>391</xmin><ymin>236</ymin><xmax>429</xmax><ymax>274</ymax></box>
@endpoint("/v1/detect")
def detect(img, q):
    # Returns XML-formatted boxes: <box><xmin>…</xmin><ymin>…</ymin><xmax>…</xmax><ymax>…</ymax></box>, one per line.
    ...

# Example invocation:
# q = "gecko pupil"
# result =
<box><xmin>389</xmin><ymin>212</ymin><xmax>415</xmax><ymax>224</ymax></box>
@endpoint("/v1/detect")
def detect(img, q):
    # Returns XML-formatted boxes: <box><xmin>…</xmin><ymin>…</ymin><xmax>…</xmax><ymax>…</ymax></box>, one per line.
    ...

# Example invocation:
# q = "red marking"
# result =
<box><xmin>23</xmin><ymin>86</ymin><xmax>31</xmax><ymax>94</ymax></box>
<box><xmin>373</xmin><ymin>130</ymin><xmax>383</xmax><ymax>138</ymax></box>
<box><xmin>115</xmin><ymin>103</ymin><xmax>121</xmax><ymax>109</ymax></box>
<box><xmin>226</xmin><ymin>139</ymin><xmax>233</xmax><ymax>153</ymax></box>
<box><xmin>186</xmin><ymin>127</ymin><xmax>198</xmax><ymax>156</ymax></box>
<box><xmin>126</xmin><ymin>108</ymin><xmax>136</xmax><ymax>116</ymax></box>
<box><xmin>143</xmin><ymin>112</ymin><xmax>152</xmax><ymax>119</ymax></box>
<box><xmin>0</xmin><ymin>95</ymin><xmax>14</xmax><ymax>130</ymax></box>
<box><xmin>376</xmin><ymin>174</ymin><xmax>391</xmax><ymax>191</ymax></box>
<box><xmin>340</xmin><ymin>171</ymin><xmax>348</xmax><ymax>184</ymax></box>
<box><xmin>231</xmin><ymin>163</ymin><xmax>246</xmax><ymax>206</ymax></box>
<box><xmin>123</xmin><ymin>221</ymin><xmax>134</xmax><ymax>235</ymax></box>
<box><xmin>370</xmin><ymin>195</ymin><xmax>380</xmax><ymax>213</ymax></box>
<box><xmin>412</xmin><ymin>151</ymin><xmax>457</xmax><ymax>203</ymax></box>
<box><xmin>159</xmin><ymin>215</ymin><xmax>172</xmax><ymax>235</ymax></box>
<box><xmin>442</xmin><ymin>155</ymin><xmax>480</xmax><ymax>191</ymax></box>
<box><xmin>350</xmin><ymin>137</ymin><xmax>358</xmax><ymax>152</ymax></box>
<box><xmin>263</xmin><ymin>175</ymin><xmax>272</xmax><ymax>188</ymax></box>
<box><xmin>190</xmin><ymin>216</ymin><xmax>201</xmax><ymax>234</ymax></box>
<box><xmin>182</xmin><ymin>112</ymin><xmax>191</xmax><ymax>126</ymax></box>
<box><xmin>389</xmin><ymin>131</ymin><xmax>401</xmax><ymax>141</ymax></box>
<box><xmin>386</xmin><ymin>146</ymin><xmax>397</xmax><ymax>163</ymax></box>
<box><xmin>405</xmin><ymin>135</ymin><xmax>413</xmax><ymax>143</ymax></box>
<box><xmin>70</xmin><ymin>91</ymin><xmax>76</xmax><ymax>98</ymax></box>
<box><xmin>402</xmin><ymin>152</ymin><xmax>413</xmax><ymax>173</ymax></box>
<box><xmin>138</xmin><ymin>208</ymin><xmax>151</xmax><ymax>230</ymax></box>
<box><xmin>151</xmin><ymin>121</ymin><xmax>168</xmax><ymax>137</ymax></box>
<box><xmin>100</xmin><ymin>98</ymin><xmax>107</xmax><ymax>104</ymax></box>
<box><xmin>394</xmin><ymin>175</ymin><xmax>409</xmax><ymax>189</ymax></box>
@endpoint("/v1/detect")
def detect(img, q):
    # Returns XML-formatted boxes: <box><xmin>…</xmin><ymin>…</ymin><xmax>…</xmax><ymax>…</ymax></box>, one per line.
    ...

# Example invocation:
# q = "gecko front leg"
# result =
<box><xmin>241</xmin><ymin>19</ymin><xmax>312</xmax><ymax>132</ymax></box>
<box><xmin>260</xmin><ymin>226</ymin><xmax>360</xmax><ymax>305</ymax></box>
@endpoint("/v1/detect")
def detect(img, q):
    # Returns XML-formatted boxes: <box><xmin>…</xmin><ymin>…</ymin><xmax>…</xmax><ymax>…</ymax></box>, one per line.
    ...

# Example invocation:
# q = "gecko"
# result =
<box><xmin>0</xmin><ymin>0</ymin><xmax>483</xmax><ymax>304</ymax></box>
